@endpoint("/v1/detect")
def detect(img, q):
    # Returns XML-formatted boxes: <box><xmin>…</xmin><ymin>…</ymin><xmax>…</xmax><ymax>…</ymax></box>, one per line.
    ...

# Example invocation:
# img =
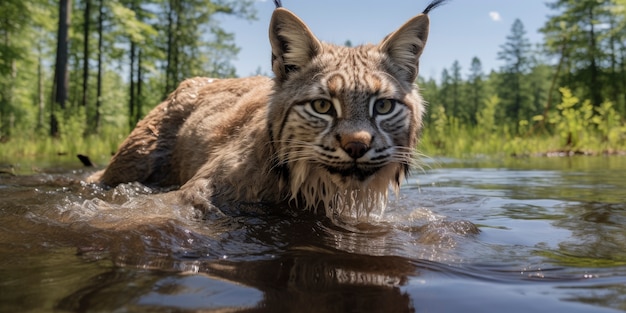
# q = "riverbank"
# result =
<box><xmin>1</xmin><ymin>128</ymin><xmax>625</xmax><ymax>175</ymax></box>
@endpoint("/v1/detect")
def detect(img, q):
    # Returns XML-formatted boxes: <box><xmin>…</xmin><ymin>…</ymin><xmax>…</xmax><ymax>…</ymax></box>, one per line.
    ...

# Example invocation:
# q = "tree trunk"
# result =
<box><xmin>53</xmin><ymin>0</ymin><xmax>71</xmax><ymax>109</ymax></box>
<box><xmin>82</xmin><ymin>0</ymin><xmax>90</xmax><ymax>108</ymax></box>
<box><xmin>51</xmin><ymin>0</ymin><xmax>71</xmax><ymax>136</ymax></box>
<box><xmin>173</xmin><ymin>0</ymin><xmax>181</xmax><ymax>87</ymax></box>
<box><xmin>95</xmin><ymin>0</ymin><xmax>103</xmax><ymax>132</ymax></box>
<box><xmin>544</xmin><ymin>35</ymin><xmax>569</xmax><ymax>120</ymax></box>
<box><xmin>37</xmin><ymin>40</ymin><xmax>45</xmax><ymax>129</ymax></box>
<box><xmin>165</xmin><ymin>0</ymin><xmax>175</xmax><ymax>96</ymax></box>
<box><xmin>136</xmin><ymin>48</ymin><xmax>143</xmax><ymax>124</ymax></box>
<box><xmin>608</xmin><ymin>14</ymin><xmax>620</xmax><ymax>107</ymax></box>
<box><xmin>620</xmin><ymin>45</ymin><xmax>626</xmax><ymax>115</ymax></box>
<box><xmin>587</xmin><ymin>6</ymin><xmax>601</xmax><ymax>107</ymax></box>
<box><xmin>129</xmin><ymin>39</ymin><xmax>136</xmax><ymax>129</ymax></box>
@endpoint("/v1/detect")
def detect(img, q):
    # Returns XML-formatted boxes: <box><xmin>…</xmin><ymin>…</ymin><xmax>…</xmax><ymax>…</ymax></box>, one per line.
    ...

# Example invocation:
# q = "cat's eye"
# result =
<box><xmin>311</xmin><ymin>99</ymin><xmax>334</xmax><ymax>115</ymax></box>
<box><xmin>374</xmin><ymin>99</ymin><xmax>396</xmax><ymax>115</ymax></box>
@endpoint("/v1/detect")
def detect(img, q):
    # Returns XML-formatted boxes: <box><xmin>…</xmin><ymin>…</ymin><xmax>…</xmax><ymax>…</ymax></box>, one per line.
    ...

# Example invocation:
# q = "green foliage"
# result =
<box><xmin>108</xmin><ymin>1</ymin><xmax>157</xmax><ymax>44</ymax></box>
<box><xmin>162</xmin><ymin>0</ymin><xmax>256</xmax><ymax>93</ymax></box>
<box><xmin>475</xmin><ymin>95</ymin><xmax>498</xmax><ymax>136</ymax></box>
<box><xmin>428</xmin><ymin>104</ymin><xmax>448</xmax><ymax>150</ymax></box>
<box><xmin>593</xmin><ymin>101</ymin><xmax>626</xmax><ymax>149</ymax></box>
<box><xmin>541</xmin><ymin>0</ymin><xmax>625</xmax><ymax>109</ymax></box>
<box><xmin>421</xmin><ymin>0</ymin><xmax>626</xmax><ymax>157</ymax></box>
<box><xmin>497</xmin><ymin>19</ymin><xmax>533</xmax><ymax>126</ymax></box>
<box><xmin>548</xmin><ymin>87</ymin><xmax>594</xmax><ymax>149</ymax></box>
<box><xmin>422</xmin><ymin>87</ymin><xmax>626</xmax><ymax>157</ymax></box>
<box><xmin>467</xmin><ymin>56</ymin><xmax>485</xmax><ymax>125</ymax></box>
<box><xmin>0</xmin><ymin>0</ymin><xmax>257</xmax><ymax>159</ymax></box>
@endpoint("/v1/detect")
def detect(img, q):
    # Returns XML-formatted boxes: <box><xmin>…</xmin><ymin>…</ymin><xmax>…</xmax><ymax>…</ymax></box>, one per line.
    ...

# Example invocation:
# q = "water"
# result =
<box><xmin>1</xmin><ymin>156</ymin><xmax>625</xmax><ymax>312</ymax></box>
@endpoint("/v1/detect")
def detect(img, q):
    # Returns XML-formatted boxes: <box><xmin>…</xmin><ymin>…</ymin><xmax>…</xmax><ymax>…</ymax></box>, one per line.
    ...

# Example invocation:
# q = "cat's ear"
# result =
<box><xmin>378</xmin><ymin>14</ymin><xmax>430</xmax><ymax>83</ymax></box>
<box><xmin>269</xmin><ymin>8</ymin><xmax>322</xmax><ymax>82</ymax></box>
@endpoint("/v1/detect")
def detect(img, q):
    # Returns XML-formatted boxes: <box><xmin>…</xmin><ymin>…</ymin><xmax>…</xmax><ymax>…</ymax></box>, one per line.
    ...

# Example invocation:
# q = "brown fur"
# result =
<box><xmin>89</xmin><ymin>6</ymin><xmax>434</xmax><ymax>218</ymax></box>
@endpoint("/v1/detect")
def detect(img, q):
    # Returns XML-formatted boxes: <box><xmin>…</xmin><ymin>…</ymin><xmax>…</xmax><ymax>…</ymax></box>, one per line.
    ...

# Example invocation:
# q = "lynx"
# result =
<box><xmin>88</xmin><ymin>1</ymin><xmax>446</xmax><ymax>219</ymax></box>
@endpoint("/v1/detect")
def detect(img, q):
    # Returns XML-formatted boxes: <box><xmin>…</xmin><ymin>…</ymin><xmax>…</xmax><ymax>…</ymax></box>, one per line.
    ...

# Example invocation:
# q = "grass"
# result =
<box><xmin>0</xmin><ymin>127</ymin><xmax>126</xmax><ymax>167</ymax></box>
<box><xmin>420</xmin><ymin>125</ymin><xmax>626</xmax><ymax>159</ymax></box>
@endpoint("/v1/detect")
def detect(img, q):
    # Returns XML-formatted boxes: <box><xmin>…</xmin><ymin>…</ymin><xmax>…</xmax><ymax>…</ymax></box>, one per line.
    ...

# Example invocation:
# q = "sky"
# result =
<box><xmin>217</xmin><ymin>0</ymin><xmax>554</xmax><ymax>81</ymax></box>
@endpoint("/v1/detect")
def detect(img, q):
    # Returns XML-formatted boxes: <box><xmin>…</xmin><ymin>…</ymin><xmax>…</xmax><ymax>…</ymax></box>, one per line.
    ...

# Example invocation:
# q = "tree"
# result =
<box><xmin>605</xmin><ymin>4</ymin><xmax>626</xmax><ymax>111</ymax></box>
<box><xmin>81</xmin><ymin>0</ymin><xmax>91</xmax><ymax>109</ymax></box>
<box><xmin>497</xmin><ymin>18</ymin><xmax>532</xmax><ymax>125</ymax></box>
<box><xmin>50</xmin><ymin>0</ymin><xmax>71</xmax><ymax>136</ymax></box>
<box><xmin>541</xmin><ymin>0</ymin><xmax>625</xmax><ymax>108</ymax></box>
<box><xmin>32</xmin><ymin>0</ymin><xmax>56</xmax><ymax>133</ymax></box>
<box><xmin>109</xmin><ymin>0</ymin><xmax>159</xmax><ymax>129</ymax></box>
<box><xmin>467</xmin><ymin>56</ymin><xmax>485</xmax><ymax>125</ymax></box>
<box><xmin>439</xmin><ymin>68</ymin><xmax>451</xmax><ymax>118</ymax></box>
<box><xmin>0</xmin><ymin>0</ymin><xmax>29</xmax><ymax>137</ymax></box>
<box><xmin>162</xmin><ymin>0</ymin><xmax>255</xmax><ymax>96</ymax></box>
<box><xmin>526</xmin><ymin>52</ymin><xmax>551</xmax><ymax>123</ymax></box>
<box><xmin>0</xmin><ymin>0</ymin><xmax>257</xmax><ymax>142</ymax></box>
<box><xmin>95</xmin><ymin>0</ymin><xmax>104</xmax><ymax>132</ymax></box>
<box><xmin>449</xmin><ymin>60</ymin><xmax>465</xmax><ymax>122</ymax></box>
<box><xmin>417</xmin><ymin>75</ymin><xmax>439</xmax><ymax>125</ymax></box>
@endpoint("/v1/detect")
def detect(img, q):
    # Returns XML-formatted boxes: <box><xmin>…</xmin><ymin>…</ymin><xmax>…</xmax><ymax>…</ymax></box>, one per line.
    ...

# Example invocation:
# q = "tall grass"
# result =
<box><xmin>1</xmin><ymin>132</ymin><xmax>124</xmax><ymax>162</ymax></box>
<box><xmin>0</xmin><ymin>114</ymin><xmax>127</xmax><ymax>166</ymax></box>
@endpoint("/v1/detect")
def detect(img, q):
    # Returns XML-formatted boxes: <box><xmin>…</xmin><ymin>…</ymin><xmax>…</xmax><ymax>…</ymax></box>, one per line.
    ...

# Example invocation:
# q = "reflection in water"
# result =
<box><xmin>1</xmin><ymin>157</ymin><xmax>626</xmax><ymax>312</ymax></box>
<box><xmin>57</xmin><ymin>250</ymin><xmax>422</xmax><ymax>312</ymax></box>
<box><xmin>553</xmin><ymin>202</ymin><xmax>626</xmax><ymax>265</ymax></box>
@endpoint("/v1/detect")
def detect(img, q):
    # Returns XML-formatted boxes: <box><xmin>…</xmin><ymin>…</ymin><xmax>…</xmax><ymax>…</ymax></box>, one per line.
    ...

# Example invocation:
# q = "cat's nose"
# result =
<box><xmin>343</xmin><ymin>141</ymin><xmax>369</xmax><ymax>159</ymax></box>
<box><xmin>340</xmin><ymin>131</ymin><xmax>372</xmax><ymax>159</ymax></box>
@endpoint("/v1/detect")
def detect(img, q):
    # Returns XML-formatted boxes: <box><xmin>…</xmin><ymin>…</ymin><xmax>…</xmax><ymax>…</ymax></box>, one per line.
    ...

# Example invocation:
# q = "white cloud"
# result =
<box><xmin>489</xmin><ymin>11</ymin><xmax>502</xmax><ymax>22</ymax></box>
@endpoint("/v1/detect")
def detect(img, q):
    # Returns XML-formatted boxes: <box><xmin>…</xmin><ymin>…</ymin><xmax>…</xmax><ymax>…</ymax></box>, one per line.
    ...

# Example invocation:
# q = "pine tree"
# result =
<box><xmin>497</xmin><ymin>18</ymin><xmax>532</xmax><ymax>125</ymax></box>
<box><xmin>449</xmin><ymin>60</ymin><xmax>463</xmax><ymax>120</ymax></box>
<box><xmin>439</xmin><ymin>68</ymin><xmax>451</xmax><ymax>119</ymax></box>
<box><xmin>467</xmin><ymin>57</ymin><xmax>485</xmax><ymax>125</ymax></box>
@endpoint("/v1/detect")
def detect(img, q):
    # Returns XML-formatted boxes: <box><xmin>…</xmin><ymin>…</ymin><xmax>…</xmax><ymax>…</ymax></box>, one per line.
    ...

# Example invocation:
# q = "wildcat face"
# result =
<box><xmin>267</xmin><ymin>8</ymin><xmax>428</xmax><ymax>216</ymax></box>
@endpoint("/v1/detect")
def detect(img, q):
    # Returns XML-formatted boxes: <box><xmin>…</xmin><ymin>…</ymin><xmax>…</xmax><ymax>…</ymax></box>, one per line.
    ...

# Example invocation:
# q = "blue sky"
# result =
<box><xmin>218</xmin><ymin>0</ymin><xmax>553</xmax><ymax>81</ymax></box>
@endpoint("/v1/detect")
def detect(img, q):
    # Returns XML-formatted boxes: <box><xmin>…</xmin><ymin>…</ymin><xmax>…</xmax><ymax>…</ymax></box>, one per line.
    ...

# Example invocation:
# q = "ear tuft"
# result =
<box><xmin>269</xmin><ymin>8</ymin><xmax>322</xmax><ymax>82</ymax></box>
<box><xmin>378</xmin><ymin>14</ymin><xmax>430</xmax><ymax>83</ymax></box>
<box><xmin>422</xmin><ymin>0</ymin><xmax>448</xmax><ymax>15</ymax></box>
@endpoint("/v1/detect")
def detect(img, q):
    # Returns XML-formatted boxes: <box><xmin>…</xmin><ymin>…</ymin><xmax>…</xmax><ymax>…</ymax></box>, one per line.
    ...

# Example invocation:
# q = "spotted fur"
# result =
<box><xmin>89</xmin><ymin>3</ymin><xmax>439</xmax><ymax>220</ymax></box>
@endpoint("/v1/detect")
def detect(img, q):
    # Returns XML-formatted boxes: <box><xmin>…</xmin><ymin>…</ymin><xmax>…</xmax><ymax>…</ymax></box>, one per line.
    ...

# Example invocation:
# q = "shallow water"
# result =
<box><xmin>1</xmin><ymin>156</ymin><xmax>626</xmax><ymax>312</ymax></box>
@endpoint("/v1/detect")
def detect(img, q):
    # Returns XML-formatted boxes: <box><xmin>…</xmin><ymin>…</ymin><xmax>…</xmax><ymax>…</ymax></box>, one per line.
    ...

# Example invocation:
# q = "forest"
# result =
<box><xmin>1</xmin><ymin>0</ymin><xmax>626</xmax><ymax>162</ymax></box>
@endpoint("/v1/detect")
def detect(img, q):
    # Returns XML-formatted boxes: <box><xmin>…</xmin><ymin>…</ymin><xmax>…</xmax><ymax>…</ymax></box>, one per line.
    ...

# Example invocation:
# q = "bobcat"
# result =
<box><xmin>88</xmin><ymin>1</ymin><xmax>446</xmax><ymax>219</ymax></box>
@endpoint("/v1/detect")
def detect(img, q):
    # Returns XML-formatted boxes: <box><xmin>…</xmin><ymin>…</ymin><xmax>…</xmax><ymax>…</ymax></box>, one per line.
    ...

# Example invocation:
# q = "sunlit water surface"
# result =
<box><xmin>1</xmin><ymin>156</ymin><xmax>625</xmax><ymax>312</ymax></box>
